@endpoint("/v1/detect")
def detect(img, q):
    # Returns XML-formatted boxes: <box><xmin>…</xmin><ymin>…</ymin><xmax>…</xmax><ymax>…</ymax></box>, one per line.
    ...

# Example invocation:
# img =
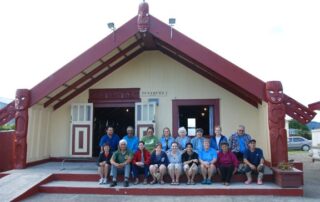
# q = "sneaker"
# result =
<box><xmin>257</xmin><ymin>179</ymin><xmax>263</xmax><ymax>185</ymax></box>
<box><xmin>99</xmin><ymin>178</ymin><xmax>104</xmax><ymax>185</ymax></box>
<box><xmin>103</xmin><ymin>178</ymin><xmax>107</xmax><ymax>184</ymax></box>
<box><xmin>201</xmin><ymin>179</ymin><xmax>207</xmax><ymax>184</ymax></box>
<box><xmin>143</xmin><ymin>178</ymin><xmax>148</xmax><ymax>185</ymax></box>
<box><xmin>110</xmin><ymin>181</ymin><xmax>117</xmax><ymax>187</ymax></box>
<box><xmin>134</xmin><ymin>178</ymin><xmax>139</xmax><ymax>185</ymax></box>
<box><xmin>124</xmin><ymin>180</ymin><xmax>129</xmax><ymax>187</ymax></box>
<box><xmin>206</xmin><ymin>179</ymin><xmax>212</xmax><ymax>185</ymax></box>
<box><xmin>244</xmin><ymin>180</ymin><xmax>252</xmax><ymax>185</ymax></box>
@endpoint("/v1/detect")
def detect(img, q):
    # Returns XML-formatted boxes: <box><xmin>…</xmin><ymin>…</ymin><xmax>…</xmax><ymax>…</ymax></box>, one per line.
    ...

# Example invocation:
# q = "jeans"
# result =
<box><xmin>132</xmin><ymin>164</ymin><xmax>149</xmax><ymax>178</ymax></box>
<box><xmin>111</xmin><ymin>163</ymin><xmax>131</xmax><ymax>181</ymax></box>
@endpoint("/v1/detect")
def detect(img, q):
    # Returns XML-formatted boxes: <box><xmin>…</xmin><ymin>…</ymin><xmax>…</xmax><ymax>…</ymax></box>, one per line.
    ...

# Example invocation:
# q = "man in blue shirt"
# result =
<box><xmin>243</xmin><ymin>139</ymin><xmax>265</xmax><ymax>185</ymax></box>
<box><xmin>99</xmin><ymin>126</ymin><xmax>120</xmax><ymax>153</ymax></box>
<box><xmin>229</xmin><ymin>125</ymin><xmax>251</xmax><ymax>162</ymax></box>
<box><xmin>199</xmin><ymin>139</ymin><xmax>217</xmax><ymax>184</ymax></box>
<box><xmin>122</xmin><ymin>126</ymin><xmax>139</xmax><ymax>153</ymax></box>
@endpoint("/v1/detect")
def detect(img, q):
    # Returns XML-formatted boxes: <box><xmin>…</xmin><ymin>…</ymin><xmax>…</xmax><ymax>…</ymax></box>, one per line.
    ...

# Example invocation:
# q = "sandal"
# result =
<box><xmin>150</xmin><ymin>180</ymin><xmax>157</xmax><ymax>185</ymax></box>
<box><xmin>160</xmin><ymin>180</ymin><xmax>165</xmax><ymax>185</ymax></box>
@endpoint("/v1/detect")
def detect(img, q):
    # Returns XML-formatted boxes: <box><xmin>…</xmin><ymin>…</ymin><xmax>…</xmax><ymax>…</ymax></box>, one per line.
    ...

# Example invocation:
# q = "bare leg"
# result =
<box><xmin>159</xmin><ymin>165</ymin><xmax>166</xmax><ymax>184</ymax></box>
<box><xmin>174</xmin><ymin>166</ymin><xmax>181</xmax><ymax>183</ymax></box>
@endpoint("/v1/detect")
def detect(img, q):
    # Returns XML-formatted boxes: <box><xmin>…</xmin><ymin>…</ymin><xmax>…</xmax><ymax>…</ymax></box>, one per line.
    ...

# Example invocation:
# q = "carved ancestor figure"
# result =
<box><xmin>14</xmin><ymin>89</ymin><xmax>30</xmax><ymax>169</ymax></box>
<box><xmin>266</xmin><ymin>81</ymin><xmax>288</xmax><ymax>167</ymax></box>
<box><xmin>137</xmin><ymin>1</ymin><xmax>149</xmax><ymax>32</ymax></box>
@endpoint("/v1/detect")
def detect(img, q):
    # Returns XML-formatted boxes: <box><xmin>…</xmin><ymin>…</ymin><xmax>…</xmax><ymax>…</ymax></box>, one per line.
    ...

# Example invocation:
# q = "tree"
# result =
<box><xmin>289</xmin><ymin>119</ymin><xmax>311</xmax><ymax>140</ymax></box>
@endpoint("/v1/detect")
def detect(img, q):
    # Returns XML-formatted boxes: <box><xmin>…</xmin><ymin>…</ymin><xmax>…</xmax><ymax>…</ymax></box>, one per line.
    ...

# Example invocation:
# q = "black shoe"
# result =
<box><xmin>124</xmin><ymin>180</ymin><xmax>129</xmax><ymax>187</ymax></box>
<box><xmin>110</xmin><ymin>181</ymin><xmax>117</xmax><ymax>187</ymax></box>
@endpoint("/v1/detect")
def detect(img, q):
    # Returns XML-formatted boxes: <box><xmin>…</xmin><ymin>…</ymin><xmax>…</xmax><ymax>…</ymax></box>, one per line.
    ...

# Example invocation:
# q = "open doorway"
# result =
<box><xmin>93</xmin><ymin>107</ymin><xmax>134</xmax><ymax>156</ymax></box>
<box><xmin>179</xmin><ymin>105</ymin><xmax>210</xmax><ymax>136</ymax></box>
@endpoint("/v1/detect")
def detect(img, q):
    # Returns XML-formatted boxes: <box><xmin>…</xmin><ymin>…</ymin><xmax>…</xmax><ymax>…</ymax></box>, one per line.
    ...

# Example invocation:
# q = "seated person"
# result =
<box><xmin>182</xmin><ymin>142</ymin><xmax>199</xmax><ymax>185</ymax></box>
<box><xmin>141</xmin><ymin>127</ymin><xmax>159</xmax><ymax>153</ymax></box>
<box><xmin>199</xmin><ymin>139</ymin><xmax>217</xmax><ymax>184</ymax></box>
<box><xmin>132</xmin><ymin>141</ymin><xmax>151</xmax><ymax>185</ymax></box>
<box><xmin>210</xmin><ymin>125</ymin><xmax>228</xmax><ymax>152</ymax></box>
<box><xmin>159</xmin><ymin>127</ymin><xmax>175</xmax><ymax>152</ymax></box>
<box><xmin>149</xmin><ymin>143</ymin><xmax>169</xmax><ymax>184</ymax></box>
<box><xmin>110</xmin><ymin>139</ymin><xmax>133</xmax><ymax>187</ymax></box>
<box><xmin>229</xmin><ymin>125</ymin><xmax>252</xmax><ymax>162</ymax></box>
<box><xmin>97</xmin><ymin>143</ymin><xmax>112</xmax><ymax>184</ymax></box>
<box><xmin>122</xmin><ymin>126</ymin><xmax>139</xmax><ymax>153</ymax></box>
<box><xmin>191</xmin><ymin>128</ymin><xmax>205</xmax><ymax>153</ymax></box>
<box><xmin>99</xmin><ymin>126</ymin><xmax>120</xmax><ymax>153</ymax></box>
<box><xmin>243</xmin><ymin>139</ymin><xmax>265</xmax><ymax>185</ymax></box>
<box><xmin>167</xmin><ymin>142</ymin><xmax>183</xmax><ymax>185</ymax></box>
<box><xmin>175</xmin><ymin>127</ymin><xmax>190</xmax><ymax>150</ymax></box>
<box><xmin>216</xmin><ymin>142</ymin><xmax>238</xmax><ymax>186</ymax></box>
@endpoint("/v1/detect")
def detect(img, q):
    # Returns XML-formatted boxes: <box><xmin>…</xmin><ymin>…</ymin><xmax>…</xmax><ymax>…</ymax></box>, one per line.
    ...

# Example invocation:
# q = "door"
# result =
<box><xmin>70</xmin><ymin>103</ymin><xmax>93</xmax><ymax>157</ymax></box>
<box><xmin>135</xmin><ymin>102</ymin><xmax>156</xmax><ymax>139</ymax></box>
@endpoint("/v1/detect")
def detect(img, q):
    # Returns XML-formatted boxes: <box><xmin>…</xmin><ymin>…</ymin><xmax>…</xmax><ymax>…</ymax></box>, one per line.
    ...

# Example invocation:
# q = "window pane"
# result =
<box><xmin>188</xmin><ymin>118</ymin><xmax>196</xmax><ymax>127</ymax></box>
<box><xmin>72</xmin><ymin>105</ymin><xmax>78</xmax><ymax>121</ymax></box>
<box><xmin>143</xmin><ymin>104</ymin><xmax>148</xmax><ymax>121</ymax></box>
<box><xmin>86</xmin><ymin>105</ymin><xmax>91</xmax><ymax>121</ymax></box>
<box><xmin>137</xmin><ymin>105</ymin><xmax>142</xmax><ymax>121</ymax></box>
<box><xmin>149</xmin><ymin>103</ymin><xmax>154</xmax><ymax>121</ymax></box>
<box><xmin>79</xmin><ymin>105</ymin><xmax>84</xmax><ymax>121</ymax></box>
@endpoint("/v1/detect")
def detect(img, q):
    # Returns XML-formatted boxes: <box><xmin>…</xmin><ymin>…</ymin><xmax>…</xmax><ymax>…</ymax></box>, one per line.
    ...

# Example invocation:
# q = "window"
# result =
<box><xmin>293</xmin><ymin>138</ymin><xmax>304</xmax><ymax>142</ymax></box>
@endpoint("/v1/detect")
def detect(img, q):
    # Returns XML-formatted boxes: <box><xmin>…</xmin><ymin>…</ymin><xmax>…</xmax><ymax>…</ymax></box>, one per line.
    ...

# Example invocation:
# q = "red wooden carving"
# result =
<box><xmin>137</xmin><ymin>1</ymin><xmax>149</xmax><ymax>32</ymax></box>
<box><xmin>284</xmin><ymin>95</ymin><xmax>317</xmax><ymax>124</ymax></box>
<box><xmin>266</xmin><ymin>81</ymin><xmax>288</xmax><ymax>167</ymax></box>
<box><xmin>0</xmin><ymin>101</ymin><xmax>16</xmax><ymax>126</ymax></box>
<box><xmin>14</xmin><ymin>89</ymin><xmax>30</xmax><ymax>169</ymax></box>
<box><xmin>309</xmin><ymin>101</ymin><xmax>320</xmax><ymax>111</ymax></box>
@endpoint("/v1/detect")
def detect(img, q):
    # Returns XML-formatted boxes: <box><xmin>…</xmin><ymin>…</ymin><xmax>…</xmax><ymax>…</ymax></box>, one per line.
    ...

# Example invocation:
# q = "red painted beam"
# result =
<box><xmin>44</xmin><ymin>38</ymin><xmax>142</xmax><ymax>108</ymax></box>
<box><xmin>53</xmin><ymin>48</ymin><xmax>144</xmax><ymax>110</ymax></box>
<box><xmin>309</xmin><ymin>101</ymin><xmax>320</xmax><ymax>111</ymax></box>
<box><xmin>30</xmin><ymin>16</ymin><xmax>139</xmax><ymax>106</ymax></box>
<box><xmin>0</xmin><ymin>101</ymin><xmax>15</xmax><ymax>126</ymax></box>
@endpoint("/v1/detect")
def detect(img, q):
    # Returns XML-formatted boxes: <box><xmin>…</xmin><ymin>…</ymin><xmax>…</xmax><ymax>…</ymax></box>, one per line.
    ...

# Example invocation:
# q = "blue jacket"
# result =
<box><xmin>99</xmin><ymin>134</ymin><xmax>120</xmax><ymax>152</ymax></box>
<box><xmin>150</xmin><ymin>151</ymin><xmax>169</xmax><ymax>166</ymax></box>
<box><xmin>210</xmin><ymin>135</ymin><xmax>228</xmax><ymax>151</ymax></box>
<box><xmin>123</xmin><ymin>135</ymin><xmax>139</xmax><ymax>153</ymax></box>
<box><xmin>159</xmin><ymin>136</ymin><xmax>175</xmax><ymax>152</ymax></box>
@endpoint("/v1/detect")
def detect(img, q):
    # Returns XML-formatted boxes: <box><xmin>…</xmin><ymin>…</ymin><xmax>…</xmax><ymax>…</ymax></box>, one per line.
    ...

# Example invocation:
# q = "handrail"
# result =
<box><xmin>0</xmin><ymin>101</ymin><xmax>16</xmax><ymax>126</ymax></box>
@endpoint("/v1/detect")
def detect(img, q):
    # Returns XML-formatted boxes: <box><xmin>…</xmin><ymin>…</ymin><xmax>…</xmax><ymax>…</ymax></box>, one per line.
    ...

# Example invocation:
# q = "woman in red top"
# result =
<box><xmin>132</xmin><ymin>141</ymin><xmax>151</xmax><ymax>184</ymax></box>
<box><xmin>216</xmin><ymin>142</ymin><xmax>238</xmax><ymax>186</ymax></box>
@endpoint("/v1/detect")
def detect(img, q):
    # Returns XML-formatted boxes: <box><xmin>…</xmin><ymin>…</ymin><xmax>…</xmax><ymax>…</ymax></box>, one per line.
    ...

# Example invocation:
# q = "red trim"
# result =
<box><xmin>26</xmin><ymin>157</ymin><xmax>97</xmax><ymax>168</ymax></box>
<box><xmin>89</xmin><ymin>88</ymin><xmax>140</xmax><ymax>104</ymax></box>
<box><xmin>172</xmin><ymin>99</ymin><xmax>220</xmax><ymax>138</ymax></box>
<box><xmin>30</xmin><ymin>16</ymin><xmax>139</xmax><ymax>106</ymax></box>
<box><xmin>94</xmin><ymin>103</ymin><xmax>137</xmax><ymax>108</ymax></box>
<box><xmin>0</xmin><ymin>173</ymin><xmax>9</xmax><ymax>178</ymax></box>
<box><xmin>26</xmin><ymin>158</ymin><xmax>52</xmax><ymax>168</ymax></box>
<box><xmin>78</xmin><ymin>131</ymin><xmax>84</xmax><ymax>149</ymax></box>
<box><xmin>72</xmin><ymin>125</ymin><xmax>90</xmax><ymax>155</ymax></box>
<box><xmin>309</xmin><ymin>101</ymin><xmax>320</xmax><ymax>111</ymax></box>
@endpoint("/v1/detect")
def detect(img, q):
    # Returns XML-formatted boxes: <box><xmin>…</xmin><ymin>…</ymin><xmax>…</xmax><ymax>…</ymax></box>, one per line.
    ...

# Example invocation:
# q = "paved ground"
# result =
<box><xmin>4</xmin><ymin>151</ymin><xmax>320</xmax><ymax>201</ymax></box>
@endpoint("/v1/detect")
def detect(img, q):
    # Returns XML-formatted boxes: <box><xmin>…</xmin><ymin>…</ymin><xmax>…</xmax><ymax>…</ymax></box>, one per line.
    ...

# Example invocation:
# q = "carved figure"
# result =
<box><xmin>137</xmin><ymin>1</ymin><xmax>149</xmax><ymax>32</ymax></box>
<box><xmin>14</xmin><ymin>89</ymin><xmax>30</xmax><ymax>169</ymax></box>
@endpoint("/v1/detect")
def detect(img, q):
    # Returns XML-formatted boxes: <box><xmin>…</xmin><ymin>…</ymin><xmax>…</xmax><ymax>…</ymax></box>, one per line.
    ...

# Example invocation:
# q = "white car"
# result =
<box><xmin>288</xmin><ymin>136</ymin><xmax>312</xmax><ymax>151</ymax></box>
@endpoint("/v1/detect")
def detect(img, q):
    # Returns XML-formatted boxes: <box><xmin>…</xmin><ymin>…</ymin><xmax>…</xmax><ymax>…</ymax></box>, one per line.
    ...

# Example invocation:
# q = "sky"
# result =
<box><xmin>0</xmin><ymin>0</ymin><xmax>319</xmax><ymax>120</ymax></box>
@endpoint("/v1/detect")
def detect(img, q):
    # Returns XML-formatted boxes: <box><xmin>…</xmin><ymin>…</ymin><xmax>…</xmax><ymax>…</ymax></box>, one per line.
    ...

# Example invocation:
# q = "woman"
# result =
<box><xmin>191</xmin><ymin>128</ymin><xmax>205</xmax><ymax>153</ymax></box>
<box><xmin>159</xmin><ymin>127</ymin><xmax>175</xmax><ymax>152</ymax></box>
<box><xmin>132</xmin><ymin>141</ymin><xmax>151</xmax><ymax>185</ymax></box>
<box><xmin>167</xmin><ymin>142</ymin><xmax>183</xmax><ymax>185</ymax></box>
<box><xmin>216</xmin><ymin>142</ymin><xmax>238</xmax><ymax>186</ymax></box>
<box><xmin>210</xmin><ymin>125</ymin><xmax>228</xmax><ymax>152</ymax></box>
<box><xmin>149</xmin><ymin>143</ymin><xmax>169</xmax><ymax>184</ymax></box>
<box><xmin>141</xmin><ymin>127</ymin><xmax>159</xmax><ymax>152</ymax></box>
<box><xmin>182</xmin><ymin>142</ymin><xmax>199</xmax><ymax>185</ymax></box>
<box><xmin>199</xmin><ymin>139</ymin><xmax>217</xmax><ymax>184</ymax></box>
<box><xmin>175</xmin><ymin>127</ymin><xmax>190</xmax><ymax>150</ymax></box>
<box><xmin>97</xmin><ymin>144</ymin><xmax>112</xmax><ymax>184</ymax></box>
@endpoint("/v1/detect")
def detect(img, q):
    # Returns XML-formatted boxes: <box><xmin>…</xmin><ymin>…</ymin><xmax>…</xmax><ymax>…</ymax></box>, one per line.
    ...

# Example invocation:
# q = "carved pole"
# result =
<box><xmin>14</xmin><ymin>89</ymin><xmax>30</xmax><ymax>169</ymax></box>
<box><xmin>137</xmin><ymin>1</ymin><xmax>149</xmax><ymax>32</ymax></box>
<box><xmin>266</xmin><ymin>81</ymin><xmax>288</xmax><ymax>167</ymax></box>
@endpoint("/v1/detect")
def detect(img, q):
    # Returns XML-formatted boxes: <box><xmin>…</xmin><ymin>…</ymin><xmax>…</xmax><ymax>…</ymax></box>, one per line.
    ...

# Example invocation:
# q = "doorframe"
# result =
<box><xmin>172</xmin><ymin>99</ymin><xmax>220</xmax><ymax>138</ymax></box>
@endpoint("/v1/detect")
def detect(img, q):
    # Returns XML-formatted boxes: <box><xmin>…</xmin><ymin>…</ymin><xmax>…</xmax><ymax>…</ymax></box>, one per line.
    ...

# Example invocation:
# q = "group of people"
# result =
<box><xmin>97</xmin><ymin>125</ymin><xmax>265</xmax><ymax>187</ymax></box>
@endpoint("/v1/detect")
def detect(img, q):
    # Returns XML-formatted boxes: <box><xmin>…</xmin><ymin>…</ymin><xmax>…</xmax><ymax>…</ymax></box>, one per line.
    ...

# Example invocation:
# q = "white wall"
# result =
<box><xmin>312</xmin><ymin>129</ymin><xmax>320</xmax><ymax>147</ymax></box>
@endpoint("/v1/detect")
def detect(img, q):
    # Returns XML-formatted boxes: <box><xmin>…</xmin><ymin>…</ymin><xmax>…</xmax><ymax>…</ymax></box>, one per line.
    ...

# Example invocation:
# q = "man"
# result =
<box><xmin>99</xmin><ymin>126</ymin><xmax>120</xmax><ymax>153</ymax></box>
<box><xmin>110</xmin><ymin>139</ymin><xmax>133</xmax><ymax>187</ymax></box>
<box><xmin>229</xmin><ymin>125</ymin><xmax>252</xmax><ymax>161</ymax></box>
<box><xmin>199</xmin><ymin>139</ymin><xmax>217</xmax><ymax>184</ymax></box>
<box><xmin>132</xmin><ymin>141</ymin><xmax>151</xmax><ymax>185</ymax></box>
<box><xmin>243</xmin><ymin>139</ymin><xmax>265</xmax><ymax>185</ymax></box>
<box><xmin>191</xmin><ymin>128</ymin><xmax>205</xmax><ymax>154</ymax></box>
<box><xmin>122</xmin><ymin>126</ymin><xmax>139</xmax><ymax>153</ymax></box>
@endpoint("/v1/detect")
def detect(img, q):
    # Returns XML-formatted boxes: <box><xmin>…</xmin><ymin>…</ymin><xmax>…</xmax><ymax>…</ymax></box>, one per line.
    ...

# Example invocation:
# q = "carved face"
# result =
<box><xmin>15</xmin><ymin>89</ymin><xmax>29</xmax><ymax>110</ymax></box>
<box><xmin>266</xmin><ymin>81</ymin><xmax>284</xmax><ymax>104</ymax></box>
<box><xmin>137</xmin><ymin>2</ymin><xmax>149</xmax><ymax>32</ymax></box>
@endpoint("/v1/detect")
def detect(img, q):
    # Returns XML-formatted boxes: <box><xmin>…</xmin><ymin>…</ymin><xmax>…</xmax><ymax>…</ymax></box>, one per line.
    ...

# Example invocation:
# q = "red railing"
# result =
<box><xmin>0</xmin><ymin>101</ymin><xmax>16</xmax><ymax>126</ymax></box>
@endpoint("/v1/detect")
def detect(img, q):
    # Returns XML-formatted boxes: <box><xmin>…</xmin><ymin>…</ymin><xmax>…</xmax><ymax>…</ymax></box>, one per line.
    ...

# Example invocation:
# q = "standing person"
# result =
<box><xmin>199</xmin><ymin>139</ymin><xmax>217</xmax><ymax>184</ymax></box>
<box><xmin>99</xmin><ymin>126</ymin><xmax>120</xmax><ymax>153</ymax></box>
<box><xmin>110</xmin><ymin>139</ymin><xmax>133</xmax><ymax>187</ymax></box>
<box><xmin>216</xmin><ymin>142</ymin><xmax>238</xmax><ymax>186</ymax></box>
<box><xmin>191</xmin><ymin>128</ymin><xmax>205</xmax><ymax>154</ymax></box>
<box><xmin>229</xmin><ymin>125</ymin><xmax>252</xmax><ymax>162</ymax></box>
<box><xmin>210</xmin><ymin>126</ymin><xmax>228</xmax><ymax>152</ymax></box>
<box><xmin>175</xmin><ymin>127</ymin><xmax>190</xmax><ymax>150</ymax></box>
<box><xmin>149</xmin><ymin>143</ymin><xmax>169</xmax><ymax>184</ymax></box>
<box><xmin>167</xmin><ymin>142</ymin><xmax>183</xmax><ymax>185</ymax></box>
<box><xmin>243</xmin><ymin>139</ymin><xmax>265</xmax><ymax>185</ymax></box>
<box><xmin>141</xmin><ymin>127</ymin><xmax>159</xmax><ymax>153</ymax></box>
<box><xmin>97</xmin><ymin>144</ymin><xmax>112</xmax><ymax>184</ymax></box>
<box><xmin>182</xmin><ymin>143</ymin><xmax>199</xmax><ymax>185</ymax></box>
<box><xmin>132</xmin><ymin>141</ymin><xmax>151</xmax><ymax>185</ymax></box>
<box><xmin>159</xmin><ymin>127</ymin><xmax>175</xmax><ymax>152</ymax></box>
<box><xmin>123</xmin><ymin>126</ymin><xmax>139</xmax><ymax>153</ymax></box>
